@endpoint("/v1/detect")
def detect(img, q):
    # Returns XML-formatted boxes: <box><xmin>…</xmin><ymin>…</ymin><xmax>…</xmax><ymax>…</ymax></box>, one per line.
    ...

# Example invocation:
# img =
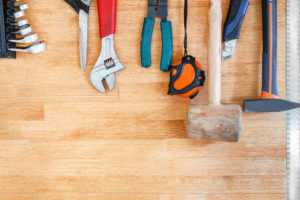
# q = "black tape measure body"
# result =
<box><xmin>168</xmin><ymin>55</ymin><xmax>205</xmax><ymax>99</ymax></box>
<box><xmin>168</xmin><ymin>0</ymin><xmax>206</xmax><ymax>99</ymax></box>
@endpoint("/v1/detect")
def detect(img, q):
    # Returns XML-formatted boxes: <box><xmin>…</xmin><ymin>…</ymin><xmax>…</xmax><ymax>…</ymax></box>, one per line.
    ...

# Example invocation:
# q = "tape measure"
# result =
<box><xmin>286</xmin><ymin>0</ymin><xmax>300</xmax><ymax>199</ymax></box>
<box><xmin>168</xmin><ymin>55</ymin><xmax>205</xmax><ymax>99</ymax></box>
<box><xmin>168</xmin><ymin>0</ymin><xmax>206</xmax><ymax>99</ymax></box>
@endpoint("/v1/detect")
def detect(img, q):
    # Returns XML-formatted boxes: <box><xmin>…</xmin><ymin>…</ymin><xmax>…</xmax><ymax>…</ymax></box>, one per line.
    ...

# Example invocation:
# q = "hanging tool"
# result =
<box><xmin>65</xmin><ymin>0</ymin><xmax>92</xmax><ymax>72</ymax></box>
<box><xmin>244</xmin><ymin>0</ymin><xmax>300</xmax><ymax>112</ymax></box>
<box><xmin>10</xmin><ymin>24</ymin><xmax>32</xmax><ymax>36</ymax></box>
<box><xmin>188</xmin><ymin>0</ymin><xmax>242</xmax><ymax>142</ymax></box>
<box><xmin>9</xmin><ymin>33</ymin><xmax>38</xmax><ymax>44</ymax></box>
<box><xmin>0</xmin><ymin>0</ymin><xmax>46</xmax><ymax>58</ymax></box>
<box><xmin>8</xmin><ymin>41</ymin><xmax>46</xmax><ymax>54</ymax></box>
<box><xmin>90</xmin><ymin>0</ymin><xmax>124</xmax><ymax>93</ymax></box>
<box><xmin>8</xmin><ymin>3</ymin><xmax>28</xmax><ymax>11</ymax></box>
<box><xmin>286</xmin><ymin>0</ymin><xmax>300</xmax><ymax>198</ymax></box>
<box><xmin>7</xmin><ymin>9</ymin><xmax>24</xmax><ymax>18</ymax></box>
<box><xmin>222</xmin><ymin>0</ymin><xmax>249</xmax><ymax>61</ymax></box>
<box><xmin>10</xmin><ymin>19</ymin><xmax>28</xmax><ymax>26</ymax></box>
<box><xmin>15</xmin><ymin>3</ymin><xmax>28</xmax><ymax>11</ymax></box>
<box><xmin>140</xmin><ymin>0</ymin><xmax>173</xmax><ymax>72</ymax></box>
<box><xmin>168</xmin><ymin>0</ymin><xmax>205</xmax><ymax>99</ymax></box>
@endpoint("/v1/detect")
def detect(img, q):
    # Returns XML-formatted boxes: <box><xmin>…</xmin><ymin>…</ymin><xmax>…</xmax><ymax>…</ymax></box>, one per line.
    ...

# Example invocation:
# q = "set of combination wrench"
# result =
<box><xmin>0</xmin><ymin>0</ymin><xmax>46</xmax><ymax>58</ymax></box>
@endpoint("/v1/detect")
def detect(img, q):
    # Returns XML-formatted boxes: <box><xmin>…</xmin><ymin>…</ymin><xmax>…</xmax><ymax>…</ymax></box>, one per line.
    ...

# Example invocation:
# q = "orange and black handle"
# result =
<box><xmin>168</xmin><ymin>56</ymin><xmax>205</xmax><ymax>99</ymax></box>
<box><xmin>261</xmin><ymin>0</ymin><xmax>278</xmax><ymax>99</ymax></box>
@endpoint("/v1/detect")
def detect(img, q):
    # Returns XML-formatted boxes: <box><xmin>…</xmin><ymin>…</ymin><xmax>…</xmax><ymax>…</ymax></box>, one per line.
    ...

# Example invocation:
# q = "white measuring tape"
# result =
<box><xmin>286</xmin><ymin>1</ymin><xmax>300</xmax><ymax>199</ymax></box>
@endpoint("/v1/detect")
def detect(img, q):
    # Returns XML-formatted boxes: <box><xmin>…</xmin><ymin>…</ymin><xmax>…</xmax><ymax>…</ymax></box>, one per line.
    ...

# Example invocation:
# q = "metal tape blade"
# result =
<box><xmin>286</xmin><ymin>0</ymin><xmax>300</xmax><ymax>199</ymax></box>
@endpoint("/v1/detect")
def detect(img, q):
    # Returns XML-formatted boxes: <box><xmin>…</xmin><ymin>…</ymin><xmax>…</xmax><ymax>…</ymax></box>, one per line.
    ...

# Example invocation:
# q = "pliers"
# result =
<box><xmin>140</xmin><ymin>0</ymin><xmax>173</xmax><ymax>72</ymax></box>
<box><xmin>65</xmin><ymin>0</ymin><xmax>92</xmax><ymax>71</ymax></box>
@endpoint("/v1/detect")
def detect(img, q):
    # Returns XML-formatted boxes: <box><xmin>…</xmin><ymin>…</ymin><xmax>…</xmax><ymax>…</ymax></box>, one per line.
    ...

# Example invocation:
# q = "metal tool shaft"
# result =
<box><xmin>286</xmin><ymin>0</ymin><xmax>300</xmax><ymax>199</ymax></box>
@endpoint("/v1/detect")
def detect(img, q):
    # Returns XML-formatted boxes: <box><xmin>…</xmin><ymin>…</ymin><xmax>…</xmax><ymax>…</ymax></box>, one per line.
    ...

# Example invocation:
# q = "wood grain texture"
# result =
<box><xmin>0</xmin><ymin>0</ymin><xmax>286</xmax><ymax>199</ymax></box>
<box><xmin>188</xmin><ymin>104</ymin><xmax>242</xmax><ymax>141</ymax></box>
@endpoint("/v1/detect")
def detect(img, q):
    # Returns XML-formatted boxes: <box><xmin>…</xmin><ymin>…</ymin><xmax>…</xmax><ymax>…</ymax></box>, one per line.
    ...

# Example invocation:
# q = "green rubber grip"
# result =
<box><xmin>141</xmin><ymin>17</ymin><xmax>154</xmax><ymax>68</ymax></box>
<box><xmin>160</xmin><ymin>21</ymin><xmax>173</xmax><ymax>71</ymax></box>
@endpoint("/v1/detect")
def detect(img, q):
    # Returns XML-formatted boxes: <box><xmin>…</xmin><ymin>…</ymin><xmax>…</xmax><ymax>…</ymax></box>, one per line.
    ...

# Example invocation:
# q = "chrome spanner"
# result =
<box><xmin>8</xmin><ymin>41</ymin><xmax>46</xmax><ymax>54</ymax></box>
<box><xmin>9</xmin><ymin>33</ymin><xmax>38</xmax><ymax>44</ymax></box>
<box><xmin>90</xmin><ymin>0</ymin><xmax>124</xmax><ymax>93</ymax></box>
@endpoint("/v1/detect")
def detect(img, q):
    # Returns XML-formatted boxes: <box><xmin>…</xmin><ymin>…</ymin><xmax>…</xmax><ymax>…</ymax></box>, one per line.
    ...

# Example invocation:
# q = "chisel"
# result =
<box><xmin>222</xmin><ymin>0</ymin><xmax>249</xmax><ymax>61</ymax></box>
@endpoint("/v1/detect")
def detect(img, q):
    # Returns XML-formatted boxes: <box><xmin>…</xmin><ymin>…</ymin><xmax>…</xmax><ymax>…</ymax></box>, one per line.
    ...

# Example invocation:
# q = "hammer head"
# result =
<box><xmin>244</xmin><ymin>99</ymin><xmax>300</xmax><ymax>112</ymax></box>
<box><xmin>188</xmin><ymin>104</ymin><xmax>242</xmax><ymax>142</ymax></box>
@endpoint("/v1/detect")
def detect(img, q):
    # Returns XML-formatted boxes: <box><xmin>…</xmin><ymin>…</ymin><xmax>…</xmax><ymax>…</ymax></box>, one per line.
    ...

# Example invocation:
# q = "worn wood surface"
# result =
<box><xmin>0</xmin><ymin>0</ymin><xmax>286</xmax><ymax>199</ymax></box>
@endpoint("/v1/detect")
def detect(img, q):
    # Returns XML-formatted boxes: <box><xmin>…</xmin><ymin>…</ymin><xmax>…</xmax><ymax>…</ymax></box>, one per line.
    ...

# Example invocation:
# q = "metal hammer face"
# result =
<box><xmin>244</xmin><ymin>99</ymin><xmax>300</xmax><ymax>112</ymax></box>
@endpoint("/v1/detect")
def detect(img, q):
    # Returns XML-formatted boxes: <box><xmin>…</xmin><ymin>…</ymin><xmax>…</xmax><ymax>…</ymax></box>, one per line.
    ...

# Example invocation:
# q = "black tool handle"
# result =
<box><xmin>0</xmin><ymin>0</ymin><xmax>16</xmax><ymax>58</ymax></box>
<box><xmin>261</xmin><ymin>0</ymin><xmax>278</xmax><ymax>99</ymax></box>
<box><xmin>78</xmin><ymin>0</ymin><xmax>90</xmax><ymax>13</ymax></box>
<box><xmin>223</xmin><ymin>0</ymin><xmax>249</xmax><ymax>42</ymax></box>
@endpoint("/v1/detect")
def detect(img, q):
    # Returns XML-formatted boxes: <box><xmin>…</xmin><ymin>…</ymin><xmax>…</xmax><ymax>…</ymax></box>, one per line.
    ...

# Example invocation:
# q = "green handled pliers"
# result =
<box><xmin>140</xmin><ymin>0</ymin><xmax>173</xmax><ymax>72</ymax></box>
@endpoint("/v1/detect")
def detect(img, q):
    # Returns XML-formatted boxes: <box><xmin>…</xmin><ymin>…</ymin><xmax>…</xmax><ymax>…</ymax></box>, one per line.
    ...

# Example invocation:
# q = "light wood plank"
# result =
<box><xmin>0</xmin><ymin>0</ymin><xmax>287</xmax><ymax>199</ymax></box>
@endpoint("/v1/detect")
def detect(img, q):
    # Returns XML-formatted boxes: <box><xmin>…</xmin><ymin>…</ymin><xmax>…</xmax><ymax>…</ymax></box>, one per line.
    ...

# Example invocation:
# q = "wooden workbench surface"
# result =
<box><xmin>0</xmin><ymin>0</ymin><xmax>286</xmax><ymax>199</ymax></box>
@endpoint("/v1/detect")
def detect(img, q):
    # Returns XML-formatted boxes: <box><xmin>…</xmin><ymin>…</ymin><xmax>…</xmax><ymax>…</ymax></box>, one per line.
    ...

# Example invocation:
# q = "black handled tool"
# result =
<box><xmin>65</xmin><ymin>0</ymin><xmax>92</xmax><ymax>71</ymax></box>
<box><xmin>244</xmin><ymin>0</ymin><xmax>300</xmax><ymax>112</ymax></box>
<box><xmin>222</xmin><ymin>0</ymin><xmax>249</xmax><ymax>61</ymax></box>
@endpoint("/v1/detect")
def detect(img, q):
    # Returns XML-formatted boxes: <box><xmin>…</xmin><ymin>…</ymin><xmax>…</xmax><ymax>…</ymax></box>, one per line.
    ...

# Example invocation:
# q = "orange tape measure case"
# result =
<box><xmin>168</xmin><ymin>55</ymin><xmax>205</xmax><ymax>99</ymax></box>
<box><xmin>167</xmin><ymin>0</ymin><xmax>206</xmax><ymax>99</ymax></box>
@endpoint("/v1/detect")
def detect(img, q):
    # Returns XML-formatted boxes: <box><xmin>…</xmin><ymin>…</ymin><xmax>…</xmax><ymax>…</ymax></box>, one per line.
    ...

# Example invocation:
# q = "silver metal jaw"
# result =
<box><xmin>10</xmin><ymin>19</ymin><xmax>28</xmax><ymax>27</ymax></box>
<box><xmin>90</xmin><ymin>34</ymin><xmax>125</xmax><ymax>93</ymax></box>
<box><xmin>8</xmin><ymin>41</ymin><xmax>46</xmax><ymax>54</ymax></box>
<box><xmin>13</xmin><ymin>25</ymin><xmax>32</xmax><ymax>36</ymax></box>
<box><xmin>12</xmin><ymin>10</ymin><xmax>25</xmax><ymax>19</ymax></box>
<box><xmin>79</xmin><ymin>10</ymin><xmax>88</xmax><ymax>72</ymax></box>
<box><xmin>16</xmin><ymin>4</ymin><xmax>29</xmax><ymax>11</ymax></box>
<box><xmin>221</xmin><ymin>39</ymin><xmax>237</xmax><ymax>61</ymax></box>
<box><xmin>9</xmin><ymin>33</ymin><xmax>38</xmax><ymax>44</ymax></box>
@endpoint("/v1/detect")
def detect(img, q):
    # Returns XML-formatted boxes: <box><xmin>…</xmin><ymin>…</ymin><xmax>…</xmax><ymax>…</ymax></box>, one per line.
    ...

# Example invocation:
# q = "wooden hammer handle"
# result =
<box><xmin>208</xmin><ymin>0</ymin><xmax>222</xmax><ymax>105</ymax></box>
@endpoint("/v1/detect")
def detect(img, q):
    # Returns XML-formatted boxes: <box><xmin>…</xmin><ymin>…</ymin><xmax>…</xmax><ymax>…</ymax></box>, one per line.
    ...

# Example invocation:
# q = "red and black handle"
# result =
<box><xmin>261</xmin><ymin>0</ymin><xmax>278</xmax><ymax>99</ymax></box>
<box><xmin>97</xmin><ymin>0</ymin><xmax>117</xmax><ymax>39</ymax></box>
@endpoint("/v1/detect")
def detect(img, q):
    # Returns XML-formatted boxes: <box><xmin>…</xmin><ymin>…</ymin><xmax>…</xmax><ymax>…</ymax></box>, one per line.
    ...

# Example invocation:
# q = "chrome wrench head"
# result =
<box><xmin>9</xmin><ymin>33</ymin><xmax>38</xmax><ymax>44</ymax></box>
<box><xmin>12</xmin><ymin>10</ymin><xmax>25</xmax><ymax>19</ymax></box>
<box><xmin>12</xmin><ymin>24</ymin><xmax>32</xmax><ymax>36</ymax></box>
<box><xmin>8</xmin><ymin>41</ymin><xmax>46</xmax><ymax>54</ymax></box>
<box><xmin>90</xmin><ymin>34</ymin><xmax>125</xmax><ymax>93</ymax></box>
<box><xmin>16</xmin><ymin>4</ymin><xmax>29</xmax><ymax>11</ymax></box>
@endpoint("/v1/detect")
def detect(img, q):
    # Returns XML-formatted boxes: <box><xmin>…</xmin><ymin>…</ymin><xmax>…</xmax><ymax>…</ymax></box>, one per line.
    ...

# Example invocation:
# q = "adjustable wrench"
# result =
<box><xmin>90</xmin><ymin>0</ymin><xmax>124</xmax><ymax>93</ymax></box>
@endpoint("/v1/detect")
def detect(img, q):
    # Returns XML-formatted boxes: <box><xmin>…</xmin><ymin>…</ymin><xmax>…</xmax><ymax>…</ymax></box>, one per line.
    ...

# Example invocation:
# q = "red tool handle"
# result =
<box><xmin>97</xmin><ymin>0</ymin><xmax>117</xmax><ymax>38</ymax></box>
